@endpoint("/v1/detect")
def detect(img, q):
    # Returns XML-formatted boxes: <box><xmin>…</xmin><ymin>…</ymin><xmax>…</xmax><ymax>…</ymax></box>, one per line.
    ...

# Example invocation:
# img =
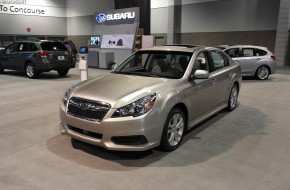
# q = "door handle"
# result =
<box><xmin>256</xmin><ymin>58</ymin><xmax>261</xmax><ymax>61</ymax></box>
<box><xmin>211</xmin><ymin>78</ymin><xmax>216</xmax><ymax>84</ymax></box>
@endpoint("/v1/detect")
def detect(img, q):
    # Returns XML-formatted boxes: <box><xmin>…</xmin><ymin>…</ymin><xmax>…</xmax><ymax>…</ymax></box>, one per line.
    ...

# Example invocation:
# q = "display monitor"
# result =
<box><xmin>90</xmin><ymin>36</ymin><xmax>101</xmax><ymax>46</ymax></box>
<box><xmin>79</xmin><ymin>46</ymin><xmax>88</xmax><ymax>54</ymax></box>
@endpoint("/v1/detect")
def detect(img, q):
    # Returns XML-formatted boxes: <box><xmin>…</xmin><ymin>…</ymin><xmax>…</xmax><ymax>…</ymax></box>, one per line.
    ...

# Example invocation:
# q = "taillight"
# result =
<box><xmin>38</xmin><ymin>51</ymin><xmax>49</xmax><ymax>57</ymax></box>
<box><xmin>271</xmin><ymin>55</ymin><xmax>276</xmax><ymax>60</ymax></box>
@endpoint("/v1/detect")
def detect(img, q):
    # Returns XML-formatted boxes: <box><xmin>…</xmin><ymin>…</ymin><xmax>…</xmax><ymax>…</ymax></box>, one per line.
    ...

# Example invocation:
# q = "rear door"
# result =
<box><xmin>207</xmin><ymin>50</ymin><xmax>232</xmax><ymax>107</ymax></box>
<box><xmin>14</xmin><ymin>42</ymin><xmax>30</xmax><ymax>70</ymax></box>
<box><xmin>238</xmin><ymin>48</ymin><xmax>257</xmax><ymax>75</ymax></box>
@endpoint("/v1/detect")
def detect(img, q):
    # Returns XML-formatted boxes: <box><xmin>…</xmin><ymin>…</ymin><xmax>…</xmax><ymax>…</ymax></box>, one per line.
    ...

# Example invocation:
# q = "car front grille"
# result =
<box><xmin>67</xmin><ymin>97</ymin><xmax>111</xmax><ymax>122</ymax></box>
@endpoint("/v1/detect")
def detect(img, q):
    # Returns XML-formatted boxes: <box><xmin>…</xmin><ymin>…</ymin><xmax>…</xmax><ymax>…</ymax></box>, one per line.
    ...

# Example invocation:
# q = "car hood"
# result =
<box><xmin>71</xmin><ymin>73</ymin><xmax>175</xmax><ymax>108</ymax></box>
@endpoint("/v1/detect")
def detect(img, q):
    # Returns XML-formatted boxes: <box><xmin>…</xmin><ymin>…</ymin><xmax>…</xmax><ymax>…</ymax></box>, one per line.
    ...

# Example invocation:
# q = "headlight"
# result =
<box><xmin>63</xmin><ymin>83</ymin><xmax>79</xmax><ymax>105</ymax></box>
<box><xmin>112</xmin><ymin>93</ymin><xmax>157</xmax><ymax>117</ymax></box>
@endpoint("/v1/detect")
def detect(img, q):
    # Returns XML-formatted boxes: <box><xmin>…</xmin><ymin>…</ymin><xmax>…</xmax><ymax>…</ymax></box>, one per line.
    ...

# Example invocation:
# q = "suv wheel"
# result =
<box><xmin>160</xmin><ymin>108</ymin><xmax>185</xmax><ymax>151</ymax></box>
<box><xmin>26</xmin><ymin>63</ymin><xmax>38</xmax><ymax>79</ymax></box>
<box><xmin>57</xmin><ymin>69</ymin><xmax>69</xmax><ymax>77</ymax></box>
<box><xmin>256</xmin><ymin>65</ymin><xmax>270</xmax><ymax>80</ymax></box>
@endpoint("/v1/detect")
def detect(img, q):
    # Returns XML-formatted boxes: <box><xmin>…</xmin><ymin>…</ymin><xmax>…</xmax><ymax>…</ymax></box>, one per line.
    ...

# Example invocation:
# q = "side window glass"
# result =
<box><xmin>225</xmin><ymin>48</ymin><xmax>239</xmax><ymax>58</ymax></box>
<box><xmin>29</xmin><ymin>43</ymin><xmax>38</xmax><ymax>51</ymax></box>
<box><xmin>255</xmin><ymin>48</ymin><xmax>267</xmax><ymax>56</ymax></box>
<box><xmin>242</xmin><ymin>48</ymin><xmax>254</xmax><ymax>57</ymax></box>
<box><xmin>18</xmin><ymin>43</ymin><xmax>29</xmax><ymax>52</ymax></box>
<box><xmin>193</xmin><ymin>52</ymin><xmax>208</xmax><ymax>71</ymax></box>
<box><xmin>210</xmin><ymin>51</ymin><xmax>225</xmax><ymax>71</ymax></box>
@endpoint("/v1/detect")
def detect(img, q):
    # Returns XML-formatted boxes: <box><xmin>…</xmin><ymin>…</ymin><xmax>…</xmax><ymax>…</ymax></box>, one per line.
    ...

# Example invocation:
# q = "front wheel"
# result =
<box><xmin>57</xmin><ymin>69</ymin><xmax>69</xmax><ymax>77</ymax></box>
<box><xmin>227</xmin><ymin>84</ymin><xmax>239</xmax><ymax>111</ymax></box>
<box><xmin>255</xmin><ymin>65</ymin><xmax>270</xmax><ymax>80</ymax></box>
<box><xmin>160</xmin><ymin>108</ymin><xmax>185</xmax><ymax>151</ymax></box>
<box><xmin>26</xmin><ymin>63</ymin><xmax>38</xmax><ymax>79</ymax></box>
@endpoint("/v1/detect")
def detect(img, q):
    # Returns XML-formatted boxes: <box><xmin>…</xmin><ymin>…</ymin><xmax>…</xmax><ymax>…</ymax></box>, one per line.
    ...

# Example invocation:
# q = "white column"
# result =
<box><xmin>274</xmin><ymin>0</ymin><xmax>290</xmax><ymax>67</ymax></box>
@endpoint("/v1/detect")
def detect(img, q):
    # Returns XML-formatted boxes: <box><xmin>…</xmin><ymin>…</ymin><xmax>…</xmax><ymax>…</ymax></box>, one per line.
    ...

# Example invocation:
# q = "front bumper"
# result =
<box><xmin>59</xmin><ymin>102</ymin><xmax>164</xmax><ymax>151</ymax></box>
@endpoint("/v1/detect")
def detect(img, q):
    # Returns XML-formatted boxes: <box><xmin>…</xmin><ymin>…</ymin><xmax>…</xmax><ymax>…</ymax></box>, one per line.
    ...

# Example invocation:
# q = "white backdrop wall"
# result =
<box><xmin>151</xmin><ymin>0</ymin><xmax>279</xmax><ymax>34</ymax></box>
<box><xmin>0</xmin><ymin>0</ymin><xmax>67</xmax><ymax>35</ymax></box>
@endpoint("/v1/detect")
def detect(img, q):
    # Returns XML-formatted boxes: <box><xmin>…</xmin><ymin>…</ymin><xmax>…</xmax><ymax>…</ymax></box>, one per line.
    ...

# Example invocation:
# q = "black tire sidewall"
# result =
<box><xmin>160</xmin><ymin>108</ymin><xmax>185</xmax><ymax>151</ymax></box>
<box><xmin>58</xmin><ymin>69</ymin><xmax>69</xmax><ymax>76</ymax></box>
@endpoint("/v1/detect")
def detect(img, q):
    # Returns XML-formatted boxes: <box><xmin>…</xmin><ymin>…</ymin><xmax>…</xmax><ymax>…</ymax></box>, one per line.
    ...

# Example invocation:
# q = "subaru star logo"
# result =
<box><xmin>80</xmin><ymin>103</ymin><xmax>90</xmax><ymax>110</ymax></box>
<box><xmin>96</xmin><ymin>13</ymin><xmax>106</xmax><ymax>23</ymax></box>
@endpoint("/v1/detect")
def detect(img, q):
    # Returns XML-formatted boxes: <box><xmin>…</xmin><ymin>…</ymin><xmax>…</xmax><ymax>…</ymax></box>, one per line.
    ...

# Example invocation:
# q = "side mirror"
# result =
<box><xmin>108</xmin><ymin>62</ymin><xmax>117</xmax><ymax>70</ymax></box>
<box><xmin>190</xmin><ymin>70</ymin><xmax>209</xmax><ymax>80</ymax></box>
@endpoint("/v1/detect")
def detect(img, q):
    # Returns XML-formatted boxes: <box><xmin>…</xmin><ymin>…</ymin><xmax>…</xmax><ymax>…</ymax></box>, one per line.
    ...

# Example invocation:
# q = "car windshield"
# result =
<box><xmin>113</xmin><ymin>51</ymin><xmax>192</xmax><ymax>79</ymax></box>
<box><xmin>40</xmin><ymin>42</ymin><xmax>68</xmax><ymax>51</ymax></box>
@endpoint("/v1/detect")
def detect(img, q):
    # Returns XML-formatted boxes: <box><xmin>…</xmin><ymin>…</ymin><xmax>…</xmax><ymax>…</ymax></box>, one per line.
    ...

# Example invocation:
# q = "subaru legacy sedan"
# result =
<box><xmin>59</xmin><ymin>45</ymin><xmax>242</xmax><ymax>151</ymax></box>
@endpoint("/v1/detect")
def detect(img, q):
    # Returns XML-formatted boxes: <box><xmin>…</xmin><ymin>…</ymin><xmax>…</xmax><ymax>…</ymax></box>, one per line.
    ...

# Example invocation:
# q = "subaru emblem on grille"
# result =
<box><xmin>80</xmin><ymin>103</ymin><xmax>90</xmax><ymax>110</ymax></box>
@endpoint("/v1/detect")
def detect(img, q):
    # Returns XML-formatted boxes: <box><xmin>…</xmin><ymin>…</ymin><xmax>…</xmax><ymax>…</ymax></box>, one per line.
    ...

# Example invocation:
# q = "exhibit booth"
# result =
<box><xmin>87</xmin><ymin>7</ymin><xmax>140</xmax><ymax>69</ymax></box>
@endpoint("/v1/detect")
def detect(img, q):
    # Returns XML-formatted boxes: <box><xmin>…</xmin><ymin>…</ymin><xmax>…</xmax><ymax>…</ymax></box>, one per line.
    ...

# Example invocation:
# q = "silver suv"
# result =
<box><xmin>222</xmin><ymin>45</ymin><xmax>276</xmax><ymax>80</ymax></box>
<box><xmin>59</xmin><ymin>45</ymin><xmax>242</xmax><ymax>151</ymax></box>
<box><xmin>0</xmin><ymin>41</ymin><xmax>76</xmax><ymax>79</ymax></box>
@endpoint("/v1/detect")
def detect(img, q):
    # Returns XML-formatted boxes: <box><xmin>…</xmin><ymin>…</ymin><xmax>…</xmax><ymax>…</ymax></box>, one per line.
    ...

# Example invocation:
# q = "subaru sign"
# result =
<box><xmin>96</xmin><ymin>11</ymin><xmax>136</xmax><ymax>25</ymax></box>
<box><xmin>96</xmin><ymin>13</ymin><xmax>106</xmax><ymax>23</ymax></box>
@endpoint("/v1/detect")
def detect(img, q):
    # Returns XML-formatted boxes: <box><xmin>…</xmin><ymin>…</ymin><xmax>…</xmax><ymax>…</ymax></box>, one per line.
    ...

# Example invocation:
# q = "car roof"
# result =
<box><xmin>139</xmin><ymin>45</ymin><xmax>219</xmax><ymax>53</ymax></box>
<box><xmin>224</xmin><ymin>45</ymin><xmax>268</xmax><ymax>50</ymax></box>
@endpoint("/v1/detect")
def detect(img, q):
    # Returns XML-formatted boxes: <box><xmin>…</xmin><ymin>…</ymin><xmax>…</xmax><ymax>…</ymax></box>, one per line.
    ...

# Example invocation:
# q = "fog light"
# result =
<box><xmin>59</xmin><ymin>123</ymin><xmax>66</xmax><ymax>134</ymax></box>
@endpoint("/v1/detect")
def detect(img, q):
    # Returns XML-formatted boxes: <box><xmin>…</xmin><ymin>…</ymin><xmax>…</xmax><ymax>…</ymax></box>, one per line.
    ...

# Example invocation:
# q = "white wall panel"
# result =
<box><xmin>66</xmin><ymin>0</ymin><xmax>114</xmax><ymax>17</ymax></box>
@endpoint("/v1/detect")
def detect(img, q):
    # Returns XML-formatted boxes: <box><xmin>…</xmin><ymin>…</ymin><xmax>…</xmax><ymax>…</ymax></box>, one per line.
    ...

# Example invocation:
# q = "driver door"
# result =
<box><xmin>2</xmin><ymin>43</ymin><xmax>19</xmax><ymax>70</ymax></box>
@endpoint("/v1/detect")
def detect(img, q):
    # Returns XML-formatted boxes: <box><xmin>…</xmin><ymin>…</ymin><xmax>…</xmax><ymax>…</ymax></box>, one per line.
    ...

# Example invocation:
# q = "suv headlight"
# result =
<box><xmin>112</xmin><ymin>93</ymin><xmax>157</xmax><ymax>118</ymax></box>
<box><xmin>63</xmin><ymin>83</ymin><xmax>79</xmax><ymax>105</ymax></box>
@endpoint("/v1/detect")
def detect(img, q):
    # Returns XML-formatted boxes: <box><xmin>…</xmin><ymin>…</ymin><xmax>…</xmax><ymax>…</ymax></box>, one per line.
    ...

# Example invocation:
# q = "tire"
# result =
<box><xmin>255</xmin><ymin>65</ymin><xmax>270</xmax><ymax>80</ymax></box>
<box><xmin>25</xmin><ymin>63</ymin><xmax>38</xmax><ymax>79</ymax></box>
<box><xmin>160</xmin><ymin>108</ymin><xmax>186</xmax><ymax>151</ymax></box>
<box><xmin>227</xmin><ymin>84</ymin><xmax>239</xmax><ymax>111</ymax></box>
<box><xmin>0</xmin><ymin>67</ymin><xmax>4</xmax><ymax>74</ymax></box>
<box><xmin>57</xmin><ymin>69</ymin><xmax>69</xmax><ymax>77</ymax></box>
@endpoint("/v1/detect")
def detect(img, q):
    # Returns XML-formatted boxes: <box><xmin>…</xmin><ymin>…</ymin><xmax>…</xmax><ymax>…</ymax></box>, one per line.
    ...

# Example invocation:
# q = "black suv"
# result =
<box><xmin>0</xmin><ymin>40</ymin><xmax>76</xmax><ymax>79</ymax></box>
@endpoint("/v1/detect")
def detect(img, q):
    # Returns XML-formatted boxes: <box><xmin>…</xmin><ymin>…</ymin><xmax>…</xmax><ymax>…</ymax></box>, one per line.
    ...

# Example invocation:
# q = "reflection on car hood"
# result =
<box><xmin>72</xmin><ymin>73</ymin><xmax>173</xmax><ymax>108</ymax></box>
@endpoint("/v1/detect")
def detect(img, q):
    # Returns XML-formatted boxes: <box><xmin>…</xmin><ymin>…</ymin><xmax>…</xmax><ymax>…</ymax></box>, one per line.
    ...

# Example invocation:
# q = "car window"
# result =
<box><xmin>209</xmin><ymin>50</ymin><xmax>225</xmax><ymax>71</ymax></box>
<box><xmin>18</xmin><ymin>43</ymin><xmax>29</xmax><ymax>52</ymax></box>
<box><xmin>29</xmin><ymin>43</ymin><xmax>38</xmax><ymax>51</ymax></box>
<box><xmin>242</xmin><ymin>48</ymin><xmax>254</xmax><ymax>57</ymax></box>
<box><xmin>114</xmin><ymin>51</ymin><xmax>192</xmax><ymax>79</ymax></box>
<box><xmin>225</xmin><ymin>48</ymin><xmax>239</xmax><ymax>58</ymax></box>
<box><xmin>193</xmin><ymin>52</ymin><xmax>209</xmax><ymax>71</ymax></box>
<box><xmin>40</xmin><ymin>42</ymin><xmax>68</xmax><ymax>51</ymax></box>
<box><xmin>255</xmin><ymin>48</ymin><xmax>267</xmax><ymax>56</ymax></box>
<box><xmin>5</xmin><ymin>43</ymin><xmax>18</xmax><ymax>53</ymax></box>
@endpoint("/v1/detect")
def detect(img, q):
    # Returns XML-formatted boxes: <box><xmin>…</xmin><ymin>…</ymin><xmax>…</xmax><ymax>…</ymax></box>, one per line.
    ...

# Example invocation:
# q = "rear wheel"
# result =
<box><xmin>255</xmin><ymin>65</ymin><xmax>270</xmax><ymax>80</ymax></box>
<box><xmin>227</xmin><ymin>84</ymin><xmax>239</xmax><ymax>111</ymax></box>
<box><xmin>57</xmin><ymin>69</ymin><xmax>69</xmax><ymax>77</ymax></box>
<box><xmin>26</xmin><ymin>63</ymin><xmax>38</xmax><ymax>79</ymax></box>
<box><xmin>160</xmin><ymin>108</ymin><xmax>185</xmax><ymax>151</ymax></box>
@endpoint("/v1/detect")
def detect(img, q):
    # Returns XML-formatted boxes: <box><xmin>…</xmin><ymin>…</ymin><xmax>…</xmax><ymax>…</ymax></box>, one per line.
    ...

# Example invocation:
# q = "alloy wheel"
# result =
<box><xmin>257</xmin><ymin>66</ymin><xmax>269</xmax><ymax>80</ymax></box>
<box><xmin>230</xmin><ymin>85</ymin><xmax>238</xmax><ymax>110</ymax></box>
<box><xmin>167</xmin><ymin>113</ymin><xmax>184</xmax><ymax>147</ymax></box>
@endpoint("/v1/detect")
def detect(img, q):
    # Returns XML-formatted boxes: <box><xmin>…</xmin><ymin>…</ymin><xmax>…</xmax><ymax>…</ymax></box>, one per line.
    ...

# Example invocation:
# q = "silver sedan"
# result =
<box><xmin>59</xmin><ymin>45</ymin><xmax>242</xmax><ymax>151</ymax></box>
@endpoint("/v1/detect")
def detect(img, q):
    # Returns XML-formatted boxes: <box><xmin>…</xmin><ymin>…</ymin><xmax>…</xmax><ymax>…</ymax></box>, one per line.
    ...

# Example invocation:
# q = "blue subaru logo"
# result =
<box><xmin>96</xmin><ymin>13</ymin><xmax>106</xmax><ymax>23</ymax></box>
